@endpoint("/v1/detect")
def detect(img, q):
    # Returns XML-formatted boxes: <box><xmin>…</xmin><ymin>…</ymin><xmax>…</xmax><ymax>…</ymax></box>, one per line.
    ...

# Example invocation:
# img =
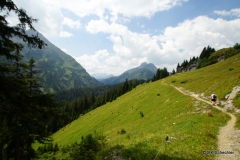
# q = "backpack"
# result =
<box><xmin>213</xmin><ymin>94</ymin><xmax>217</xmax><ymax>99</ymax></box>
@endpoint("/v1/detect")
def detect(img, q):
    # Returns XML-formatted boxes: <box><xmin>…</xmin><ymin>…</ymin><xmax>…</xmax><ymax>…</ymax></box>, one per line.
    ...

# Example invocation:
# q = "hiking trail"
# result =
<box><xmin>172</xmin><ymin>85</ymin><xmax>240</xmax><ymax>160</ymax></box>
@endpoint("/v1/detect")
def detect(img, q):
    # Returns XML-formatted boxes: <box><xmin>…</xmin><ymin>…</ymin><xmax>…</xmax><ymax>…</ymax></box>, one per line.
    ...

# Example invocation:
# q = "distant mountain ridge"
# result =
<box><xmin>100</xmin><ymin>62</ymin><xmax>157</xmax><ymax>85</ymax></box>
<box><xmin>91</xmin><ymin>73</ymin><xmax>115</xmax><ymax>80</ymax></box>
<box><xmin>15</xmin><ymin>30</ymin><xmax>102</xmax><ymax>93</ymax></box>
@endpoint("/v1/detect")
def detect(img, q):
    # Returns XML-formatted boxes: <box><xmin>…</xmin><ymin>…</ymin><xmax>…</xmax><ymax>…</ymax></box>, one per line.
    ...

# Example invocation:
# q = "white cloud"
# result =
<box><xmin>80</xmin><ymin>16</ymin><xmax>240</xmax><ymax>75</ymax></box>
<box><xmin>75</xmin><ymin>49</ymin><xmax>147</xmax><ymax>76</ymax></box>
<box><xmin>86</xmin><ymin>19</ymin><xmax>110</xmax><ymax>34</ymax></box>
<box><xmin>3</xmin><ymin>11</ymin><xmax>19</xmax><ymax>27</ymax></box>
<box><xmin>12</xmin><ymin>0</ymin><xmax>79</xmax><ymax>39</ymax></box>
<box><xmin>60</xmin><ymin>31</ymin><xmax>73</xmax><ymax>38</ymax></box>
<box><xmin>12</xmin><ymin>0</ymin><xmax>64</xmax><ymax>38</ymax></box>
<box><xmin>214</xmin><ymin>8</ymin><xmax>240</xmax><ymax>18</ymax></box>
<box><xmin>63</xmin><ymin>17</ymin><xmax>81</xmax><ymax>29</ymax></box>
<box><xmin>10</xmin><ymin>0</ymin><xmax>240</xmax><ymax>76</ymax></box>
<box><xmin>47</xmin><ymin>0</ymin><xmax>188</xmax><ymax>19</ymax></box>
<box><xmin>11</xmin><ymin>0</ymin><xmax>188</xmax><ymax>39</ymax></box>
<box><xmin>159</xmin><ymin>16</ymin><xmax>240</xmax><ymax>52</ymax></box>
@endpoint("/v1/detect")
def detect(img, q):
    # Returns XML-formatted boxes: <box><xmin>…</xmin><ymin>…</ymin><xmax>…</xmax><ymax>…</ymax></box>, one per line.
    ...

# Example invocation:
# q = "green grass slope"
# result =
<box><xmin>166</xmin><ymin>53</ymin><xmax>240</xmax><ymax>130</ymax></box>
<box><xmin>50</xmin><ymin>53</ymin><xmax>240</xmax><ymax>159</ymax></box>
<box><xmin>165</xmin><ymin>53</ymin><xmax>240</xmax><ymax>100</ymax></box>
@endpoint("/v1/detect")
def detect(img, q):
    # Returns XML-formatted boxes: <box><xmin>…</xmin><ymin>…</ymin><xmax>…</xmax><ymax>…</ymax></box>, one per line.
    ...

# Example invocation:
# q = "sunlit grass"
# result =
<box><xmin>41</xmin><ymin>53</ymin><xmax>240</xmax><ymax>159</ymax></box>
<box><xmin>165</xmin><ymin>53</ymin><xmax>240</xmax><ymax>100</ymax></box>
<box><xmin>51</xmin><ymin>80</ymin><xmax>229</xmax><ymax>159</ymax></box>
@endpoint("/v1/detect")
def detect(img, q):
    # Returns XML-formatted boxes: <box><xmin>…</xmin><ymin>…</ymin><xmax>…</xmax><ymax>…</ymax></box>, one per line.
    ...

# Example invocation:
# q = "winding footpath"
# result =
<box><xmin>172</xmin><ymin>86</ymin><xmax>239</xmax><ymax>160</ymax></box>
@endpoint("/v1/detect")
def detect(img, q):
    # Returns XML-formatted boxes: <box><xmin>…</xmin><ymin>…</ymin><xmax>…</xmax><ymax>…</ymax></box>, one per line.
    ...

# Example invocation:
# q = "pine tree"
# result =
<box><xmin>122</xmin><ymin>79</ymin><xmax>129</xmax><ymax>93</ymax></box>
<box><xmin>0</xmin><ymin>1</ymin><xmax>59</xmax><ymax>159</ymax></box>
<box><xmin>172</xmin><ymin>69</ymin><xmax>176</xmax><ymax>75</ymax></box>
<box><xmin>200</xmin><ymin>47</ymin><xmax>207</xmax><ymax>59</ymax></box>
<box><xmin>152</xmin><ymin>74</ymin><xmax>156</xmax><ymax>81</ymax></box>
<box><xmin>26</xmin><ymin>58</ymin><xmax>42</xmax><ymax>91</ymax></box>
<box><xmin>199</xmin><ymin>46</ymin><xmax>215</xmax><ymax>59</ymax></box>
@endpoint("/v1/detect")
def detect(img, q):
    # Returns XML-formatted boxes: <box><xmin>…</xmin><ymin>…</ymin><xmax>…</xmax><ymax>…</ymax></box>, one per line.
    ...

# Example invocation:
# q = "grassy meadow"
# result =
<box><xmin>40</xmin><ymin>53</ymin><xmax>240</xmax><ymax>159</ymax></box>
<box><xmin>165</xmin><ymin>53</ymin><xmax>240</xmax><ymax>129</ymax></box>
<box><xmin>50</xmin><ymin>81</ymin><xmax>229</xmax><ymax>159</ymax></box>
<box><xmin>165</xmin><ymin>53</ymin><xmax>240</xmax><ymax>100</ymax></box>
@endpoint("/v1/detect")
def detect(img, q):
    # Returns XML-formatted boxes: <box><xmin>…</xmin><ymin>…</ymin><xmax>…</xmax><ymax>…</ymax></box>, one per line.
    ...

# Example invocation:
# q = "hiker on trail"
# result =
<box><xmin>210</xmin><ymin>93</ymin><xmax>217</xmax><ymax>105</ymax></box>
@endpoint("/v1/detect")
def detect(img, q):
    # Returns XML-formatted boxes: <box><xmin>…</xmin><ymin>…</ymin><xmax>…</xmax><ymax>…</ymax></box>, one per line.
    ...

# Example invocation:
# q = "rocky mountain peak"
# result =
<box><xmin>139</xmin><ymin>62</ymin><xmax>157</xmax><ymax>72</ymax></box>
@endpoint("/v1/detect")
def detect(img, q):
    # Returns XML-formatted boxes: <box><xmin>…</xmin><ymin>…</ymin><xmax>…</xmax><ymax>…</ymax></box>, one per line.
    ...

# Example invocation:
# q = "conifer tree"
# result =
<box><xmin>172</xmin><ymin>69</ymin><xmax>176</xmax><ymax>75</ymax></box>
<box><xmin>0</xmin><ymin>0</ymin><xmax>59</xmax><ymax>159</ymax></box>
<box><xmin>200</xmin><ymin>47</ymin><xmax>207</xmax><ymax>59</ymax></box>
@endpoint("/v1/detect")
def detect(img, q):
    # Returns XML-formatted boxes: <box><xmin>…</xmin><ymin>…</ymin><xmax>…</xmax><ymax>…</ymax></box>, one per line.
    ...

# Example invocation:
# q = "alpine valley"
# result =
<box><xmin>14</xmin><ymin>30</ymin><xmax>102</xmax><ymax>93</ymax></box>
<box><xmin>10</xmin><ymin>30</ymin><xmax>159</xmax><ymax>93</ymax></box>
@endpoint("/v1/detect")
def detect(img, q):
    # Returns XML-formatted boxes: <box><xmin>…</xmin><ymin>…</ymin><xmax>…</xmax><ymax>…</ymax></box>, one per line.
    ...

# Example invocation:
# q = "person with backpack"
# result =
<box><xmin>211</xmin><ymin>93</ymin><xmax>217</xmax><ymax>105</ymax></box>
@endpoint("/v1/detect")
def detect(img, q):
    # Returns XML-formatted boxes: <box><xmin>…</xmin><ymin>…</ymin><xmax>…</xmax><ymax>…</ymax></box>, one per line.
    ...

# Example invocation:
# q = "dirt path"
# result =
<box><xmin>172</xmin><ymin>86</ymin><xmax>239</xmax><ymax>160</ymax></box>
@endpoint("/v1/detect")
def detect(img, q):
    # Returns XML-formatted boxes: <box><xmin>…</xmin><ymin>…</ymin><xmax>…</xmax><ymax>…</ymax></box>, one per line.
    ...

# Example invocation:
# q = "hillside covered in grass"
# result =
<box><xmin>38</xmin><ymin>53</ymin><xmax>240</xmax><ymax>159</ymax></box>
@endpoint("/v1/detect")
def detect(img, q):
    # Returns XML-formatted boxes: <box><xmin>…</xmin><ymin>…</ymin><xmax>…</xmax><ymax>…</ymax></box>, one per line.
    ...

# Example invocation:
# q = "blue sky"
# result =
<box><xmin>11</xmin><ymin>0</ymin><xmax>240</xmax><ymax>77</ymax></box>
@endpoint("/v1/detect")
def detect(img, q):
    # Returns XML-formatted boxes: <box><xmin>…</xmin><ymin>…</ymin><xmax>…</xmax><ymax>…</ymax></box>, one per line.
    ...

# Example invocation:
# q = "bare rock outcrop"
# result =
<box><xmin>223</xmin><ymin>86</ymin><xmax>240</xmax><ymax>113</ymax></box>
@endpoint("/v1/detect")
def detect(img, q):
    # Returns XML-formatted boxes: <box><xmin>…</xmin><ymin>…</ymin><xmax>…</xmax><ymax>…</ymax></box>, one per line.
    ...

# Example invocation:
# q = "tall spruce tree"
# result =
<box><xmin>153</xmin><ymin>68</ymin><xmax>169</xmax><ymax>81</ymax></box>
<box><xmin>199</xmin><ymin>46</ymin><xmax>215</xmax><ymax>59</ymax></box>
<box><xmin>0</xmin><ymin>0</ymin><xmax>58</xmax><ymax>159</ymax></box>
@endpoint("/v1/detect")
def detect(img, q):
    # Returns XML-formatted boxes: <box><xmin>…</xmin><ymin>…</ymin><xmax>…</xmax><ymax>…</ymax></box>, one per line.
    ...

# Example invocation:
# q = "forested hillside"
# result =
<box><xmin>48</xmin><ymin>79</ymin><xmax>146</xmax><ymax>134</ymax></box>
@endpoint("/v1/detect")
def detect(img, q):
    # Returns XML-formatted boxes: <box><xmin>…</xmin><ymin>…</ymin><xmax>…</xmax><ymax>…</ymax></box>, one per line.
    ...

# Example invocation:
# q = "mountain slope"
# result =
<box><xmin>100</xmin><ymin>62</ymin><xmax>157</xmax><ymax>84</ymax></box>
<box><xmin>50</xmin><ymin>53</ymin><xmax>240</xmax><ymax>159</ymax></box>
<box><xmin>18</xmin><ymin>30</ymin><xmax>102</xmax><ymax>93</ymax></box>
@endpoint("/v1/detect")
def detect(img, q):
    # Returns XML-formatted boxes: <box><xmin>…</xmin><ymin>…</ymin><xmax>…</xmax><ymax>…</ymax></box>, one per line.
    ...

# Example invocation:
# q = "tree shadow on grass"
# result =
<box><xmin>97</xmin><ymin>142</ymin><xmax>188</xmax><ymax>160</ymax></box>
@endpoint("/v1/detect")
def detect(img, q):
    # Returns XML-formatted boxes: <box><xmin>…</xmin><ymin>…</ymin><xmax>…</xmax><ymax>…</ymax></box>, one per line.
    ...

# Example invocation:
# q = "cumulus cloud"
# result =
<box><xmin>214</xmin><ymin>8</ymin><xmax>240</xmax><ymax>18</ymax></box>
<box><xmin>12</xmin><ymin>0</ymin><xmax>188</xmax><ymax>38</ymax></box>
<box><xmin>75</xmin><ymin>50</ymin><xmax>119</xmax><ymax>74</ymax></box>
<box><xmin>80</xmin><ymin>16</ymin><xmax>240</xmax><ymax>75</ymax></box>
<box><xmin>12</xmin><ymin>0</ymin><xmax>63</xmax><ymax>38</ymax></box>
<box><xmin>10</xmin><ymin>0</ymin><xmax>240</xmax><ymax>76</ymax></box>
<box><xmin>75</xmin><ymin>49</ymin><xmax>147</xmax><ymax>76</ymax></box>
<box><xmin>46</xmin><ymin>0</ymin><xmax>188</xmax><ymax>19</ymax></box>
<box><xmin>63</xmin><ymin>17</ymin><xmax>81</xmax><ymax>29</ymax></box>
<box><xmin>12</xmin><ymin>0</ymin><xmax>81</xmax><ymax>38</ymax></box>
<box><xmin>60</xmin><ymin>31</ymin><xmax>73</xmax><ymax>38</ymax></box>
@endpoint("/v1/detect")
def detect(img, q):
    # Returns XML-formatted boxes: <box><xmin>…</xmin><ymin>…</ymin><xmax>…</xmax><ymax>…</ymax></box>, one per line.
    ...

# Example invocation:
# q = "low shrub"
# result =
<box><xmin>140</xmin><ymin>111</ymin><xmax>144</xmax><ymax>118</ymax></box>
<box><xmin>119</xmin><ymin>128</ymin><xmax>126</xmax><ymax>134</ymax></box>
<box><xmin>180</xmin><ymin>80</ymin><xmax>188</xmax><ymax>84</ymax></box>
<box><xmin>70</xmin><ymin>134</ymin><xmax>101</xmax><ymax>160</ymax></box>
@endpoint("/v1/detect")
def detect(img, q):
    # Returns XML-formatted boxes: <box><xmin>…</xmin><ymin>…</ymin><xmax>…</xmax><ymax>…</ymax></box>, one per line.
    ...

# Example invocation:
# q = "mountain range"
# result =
<box><xmin>16</xmin><ymin>30</ymin><xmax>102</xmax><ymax>93</ymax></box>
<box><xmin>8</xmin><ymin>30</ymin><xmax>159</xmax><ymax>92</ymax></box>
<box><xmin>91</xmin><ymin>73</ymin><xmax>115</xmax><ymax>80</ymax></box>
<box><xmin>99</xmin><ymin>62</ymin><xmax>157</xmax><ymax>85</ymax></box>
